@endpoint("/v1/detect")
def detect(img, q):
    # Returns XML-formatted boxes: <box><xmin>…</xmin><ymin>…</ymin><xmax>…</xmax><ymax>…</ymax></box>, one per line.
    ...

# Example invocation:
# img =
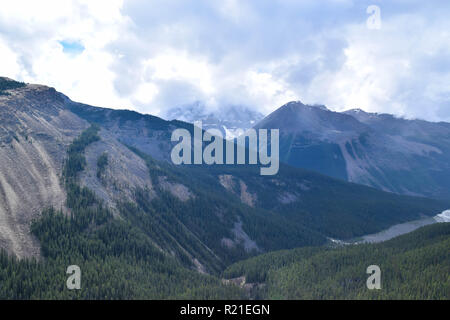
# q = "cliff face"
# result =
<box><xmin>0</xmin><ymin>84</ymin><xmax>88</xmax><ymax>258</ymax></box>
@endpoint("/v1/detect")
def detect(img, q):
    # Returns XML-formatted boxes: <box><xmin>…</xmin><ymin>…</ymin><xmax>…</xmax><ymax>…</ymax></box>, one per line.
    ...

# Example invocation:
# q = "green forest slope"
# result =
<box><xmin>224</xmin><ymin>222</ymin><xmax>450</xmax><ymax>299</ymax></box>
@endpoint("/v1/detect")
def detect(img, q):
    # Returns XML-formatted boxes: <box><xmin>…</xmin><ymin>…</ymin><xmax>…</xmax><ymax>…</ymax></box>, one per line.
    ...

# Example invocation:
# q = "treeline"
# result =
<box><xmin>96</xmin><ymin>152</ymin><xmax>108</xmax><ymax>179</ymax></box>
<box><xmin>223</xmin><ymin>223</ymin><xmax>450</xmax><ymax>300</ymax></box>
<box><xmin>0</xmin><ymin>78</ymin><xmax>26</xmax><ymax>95</ymax></box>
<box><xmin>62</xmin><ymin>124</ymin><xmax>100</xmax><ymax>183</ymax></box>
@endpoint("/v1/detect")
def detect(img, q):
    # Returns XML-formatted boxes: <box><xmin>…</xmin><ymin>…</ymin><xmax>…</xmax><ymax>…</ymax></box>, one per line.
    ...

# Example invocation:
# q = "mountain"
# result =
<box><xmin>254</xmin><ymin>101</ymin><xmax>450</xmax><ymax>200</ymax></box>
<box><xmin>0</xmin><ymin>78</ymin><xmax>448</xmax><ymax>299</ymax></box>
<box><xmin>164</xmin><ymin>101</ymin><xmax>264</xmax><ymax>139</ymax></box>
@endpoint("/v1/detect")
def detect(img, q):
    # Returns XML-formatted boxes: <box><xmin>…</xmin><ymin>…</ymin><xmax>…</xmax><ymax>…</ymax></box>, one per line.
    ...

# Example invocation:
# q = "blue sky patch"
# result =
<box><xmin>59</xmin><ymin>40</ymin><xmax>85</xmax><ymax>55</ymax></box>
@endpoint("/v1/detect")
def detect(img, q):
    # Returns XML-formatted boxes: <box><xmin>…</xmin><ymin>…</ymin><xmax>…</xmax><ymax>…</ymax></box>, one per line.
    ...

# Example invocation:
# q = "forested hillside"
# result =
<box><xmin>0</xmin><ymin>125</ymin><xmax>243</xmax><ymax>299</ymax></box>
<box><xmin>224</xmin><ymin>223</ymin><xmax>450</xmax><ymax>299</ymax></box>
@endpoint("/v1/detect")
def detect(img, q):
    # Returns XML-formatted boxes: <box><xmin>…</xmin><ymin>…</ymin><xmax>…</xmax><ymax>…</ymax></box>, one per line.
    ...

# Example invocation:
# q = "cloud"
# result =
<box><xmin>0</xmin><ymin>0</ymin><xmax>449</xmax><ymax>122</ymax></box>
<box><xmin>0</xmin><ymin>0</ymin><xmax>129</xmax><ymax>108</ymax></box>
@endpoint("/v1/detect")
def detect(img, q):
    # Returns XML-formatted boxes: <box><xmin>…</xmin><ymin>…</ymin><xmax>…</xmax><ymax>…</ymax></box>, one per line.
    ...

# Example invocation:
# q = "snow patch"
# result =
<box><xmin>435</xmin><ymin>209</ymin><xmax>450</xmax><ymax>222</ymax></box>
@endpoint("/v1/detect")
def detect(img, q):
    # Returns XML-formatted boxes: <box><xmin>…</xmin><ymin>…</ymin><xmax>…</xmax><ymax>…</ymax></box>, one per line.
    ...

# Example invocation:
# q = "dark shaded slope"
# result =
<box><xmin>255</xmin><ymin>101</ymin><xmax>450</xmax><ymax>199</ymax></box>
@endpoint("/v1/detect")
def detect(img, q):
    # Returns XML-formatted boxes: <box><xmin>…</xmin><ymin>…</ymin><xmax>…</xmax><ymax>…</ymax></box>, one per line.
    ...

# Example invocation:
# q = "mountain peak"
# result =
<box><xmin>280</xmin><ymin>101</ymin><xmax>329</xmax><ymax>112</ymax></box>
<box><xmin>345</xmin><ymin>108</ymin><xmax>367</xmax><ymax>114</ymax></box>
<box><xmin>282</xmin><ymin>100</ymin><xmax>305</xmax><ymax>107</ymax></box>
<box><xmin>164</xmin><ymin>102</ymin><xmax>264</xmax><ymax>139</ymax></box>
<box><xmin>311</xmin><ymin>104</ymin><xmax>329</xmax><ymax>111</ymax></box>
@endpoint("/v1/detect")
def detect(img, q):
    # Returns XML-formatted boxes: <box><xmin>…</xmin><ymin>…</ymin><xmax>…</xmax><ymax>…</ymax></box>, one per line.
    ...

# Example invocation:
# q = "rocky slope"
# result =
<box><xmin>255</xmin><ymin>101</ymin><xmax>450</xmax><ymax>199</ymax></box>
<box><xmin>0</xmin><ymin>81</ymin><xmax>88</xmax><ymax>258</ymax></box>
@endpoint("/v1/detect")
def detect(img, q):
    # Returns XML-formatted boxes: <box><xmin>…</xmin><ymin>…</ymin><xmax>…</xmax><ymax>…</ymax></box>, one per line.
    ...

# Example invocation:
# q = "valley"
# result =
<box><xmin>223</xmin><ymin>222</ymin><xmax>450</xmax><ymax>300</ymax></box>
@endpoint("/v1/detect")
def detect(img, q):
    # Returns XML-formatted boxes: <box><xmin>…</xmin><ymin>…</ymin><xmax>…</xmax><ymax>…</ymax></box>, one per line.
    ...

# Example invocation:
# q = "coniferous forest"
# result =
<box><xmin>224</xmin><ymin>223</ymin><xmax>450</xmax><ymax>300</ymax></box>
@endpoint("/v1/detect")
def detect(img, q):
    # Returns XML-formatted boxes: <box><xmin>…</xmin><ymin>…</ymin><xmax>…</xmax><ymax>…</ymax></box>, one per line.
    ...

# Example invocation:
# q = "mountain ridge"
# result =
<box><xmin>254</xmin><ymin>100</ymin><xmax>450</xmax><ymax>199</ymax></box>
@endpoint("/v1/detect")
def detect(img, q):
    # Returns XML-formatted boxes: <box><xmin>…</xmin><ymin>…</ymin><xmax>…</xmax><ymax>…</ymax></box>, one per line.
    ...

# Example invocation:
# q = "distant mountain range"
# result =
<box><xmin>165</xmin><ymin>100</ymin><xmax>450</xmax><ymax>200</ymax></box>
<box><xmin>164</xmin><ymin>102</ymin><xmax>264</xmax><ymax>139</ymax></box>
<box><xmin>255</xmin><ymin>101</ymin><xmax>450</xmax><ymax>200</ymax></box>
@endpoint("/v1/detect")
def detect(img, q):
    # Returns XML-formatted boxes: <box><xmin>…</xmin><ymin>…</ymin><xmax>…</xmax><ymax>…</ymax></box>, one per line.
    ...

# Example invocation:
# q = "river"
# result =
<box><xmin>329</xmin><ymin>209</ymin><xmax>450</xmax><ymax>245</ymax></box>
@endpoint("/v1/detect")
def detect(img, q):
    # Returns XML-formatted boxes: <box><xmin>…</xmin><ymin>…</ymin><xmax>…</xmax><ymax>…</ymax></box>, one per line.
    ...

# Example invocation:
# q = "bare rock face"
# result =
<box><xmin>218</xmin><ymin>174</ymin><xmax>236</xmax><ymax>193</ymax></box>
<box><xmin>238</xmin><ymin>180</ymin><xmax>257</xmax><ymax>208</ymax></box>
<box><xmin>79</xmin><ymin>128</ymin><xmax>155</xmax><ymax>212</ymax></box>
<box><xmin>218</xmin><ymin>174</ymin><xmax>257</xmax><ymax>207</ymax></box>
<box><xmin>0</xmin><ymin>84</ymin><xmax>89</xmax><ymax>259</ymax></box>
<box><xmin>158</xmin><ymin>176</ymin><xmax>193</xmax><ymax>202</ymax></box>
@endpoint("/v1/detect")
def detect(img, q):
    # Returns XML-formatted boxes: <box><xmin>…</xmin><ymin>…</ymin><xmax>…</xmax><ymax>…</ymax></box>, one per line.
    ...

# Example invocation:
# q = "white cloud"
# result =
<box><xmin>0</xmin><ymin>39</ymin><xmax>22</xmax><ymax>77</ymax></box>
<box><xmin>0</xmin><ymin>0</ymin><xmax>129</xmax><ymax>109</ymax></box>
<box><xmin>0</xmin><ymin>0</ymin><xmax>449</xmax><ymax>122</ymax></box>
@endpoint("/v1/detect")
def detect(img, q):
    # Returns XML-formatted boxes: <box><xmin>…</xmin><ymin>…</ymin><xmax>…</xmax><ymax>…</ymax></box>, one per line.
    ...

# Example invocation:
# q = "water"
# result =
<box><xmin>329</xmin><ymin>209</ymin><xmax>450</xmax><ymax>245</ymax></box>
<box><xmin>355</xmin><ymin>209</ymin><xmax>450</xmax><ymax>244</ymax></box>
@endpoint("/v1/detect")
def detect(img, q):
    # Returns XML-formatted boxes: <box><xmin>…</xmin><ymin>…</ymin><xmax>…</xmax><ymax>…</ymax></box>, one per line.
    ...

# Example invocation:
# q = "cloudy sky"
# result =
<box><xmin>0</xmin><ymin>0</ymin><xmax>449</xmax><ymax>122</ymax></box>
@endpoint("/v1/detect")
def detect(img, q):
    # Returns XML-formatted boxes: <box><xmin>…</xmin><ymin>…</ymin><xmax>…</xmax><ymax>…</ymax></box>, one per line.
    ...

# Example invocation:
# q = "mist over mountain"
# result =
<box><xmin>254</xmin><ymin>101</ymin><xmax>450</xmax><ymax>200</ymax></box>
<box><xmin>163</xmin><ymin>102</ymin><xmax>264</xmax><ymax>139</ymax></box>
